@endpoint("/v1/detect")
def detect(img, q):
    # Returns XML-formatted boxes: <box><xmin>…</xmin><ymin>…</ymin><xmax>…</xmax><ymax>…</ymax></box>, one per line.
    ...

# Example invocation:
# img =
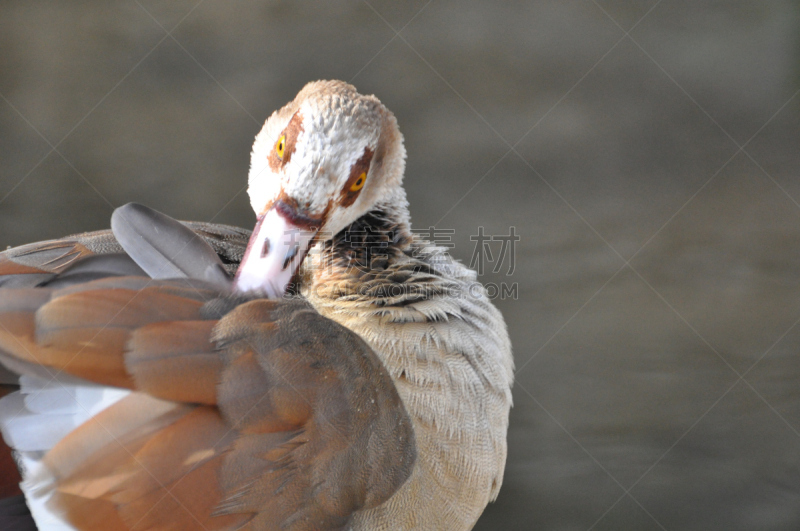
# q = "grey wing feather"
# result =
<box><xmin>110</xmin><ymin>203</ymin><xmax>232</xmax><ymax>288</ymax></box>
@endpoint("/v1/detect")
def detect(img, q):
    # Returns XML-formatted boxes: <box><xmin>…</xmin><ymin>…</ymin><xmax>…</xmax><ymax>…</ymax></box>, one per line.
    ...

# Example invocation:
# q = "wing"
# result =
<box><xmin>0</xmin><ymin>213</ymin><xmax>249</xmax><ymax>385</ymax></box>
<box><xmin>0</xmin><ymin>207</ymin><xmax>415</xmax><ymax>530</ymax></box>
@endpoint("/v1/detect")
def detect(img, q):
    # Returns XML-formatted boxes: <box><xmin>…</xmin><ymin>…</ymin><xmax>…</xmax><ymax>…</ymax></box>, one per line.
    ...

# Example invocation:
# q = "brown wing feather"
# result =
<box><xmin>4</xmin><ymin>240</ymin><xmax>94</xmax><ymax>273</ymax></box>
<box><xmin>212</xmin><ymin>299</ymin><xmax>416</xmax><ymax>529</ymax></box>
<box><xmin>0</xmin><ymin>254</ymin><xmax>50</xmax><ymax>276</ymax></box>
<box><xmin>0</xmin><ymin>284</ymin><xmax>209</xmax><ymax>388</ymax></box>
<box><xmin>48</xmin><ymin>396</ymin><xmax>251</xmax><ymax>530</ymax></box>
<box><xmin>0</xmin><ymin>273</ymin><xmax>414</xmax><ymax>530</ymax></box>
<box><xmin>127</xmin><ymin>320</ymin><xmax>221</xmax><ymax>405</ymax></box>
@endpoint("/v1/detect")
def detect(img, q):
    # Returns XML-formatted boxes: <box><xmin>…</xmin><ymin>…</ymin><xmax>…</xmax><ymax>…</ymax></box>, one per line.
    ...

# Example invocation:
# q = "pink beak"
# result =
<box><xmin>234</xmin><ymin>204</ymin><xmax>319</xmax><ymax>298</ymax></box>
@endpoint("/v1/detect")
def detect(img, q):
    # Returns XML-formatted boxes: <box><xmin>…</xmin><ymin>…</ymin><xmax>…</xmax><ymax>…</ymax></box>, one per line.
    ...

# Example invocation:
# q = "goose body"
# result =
<box><xmin>0</xmin><ymin>81</ymin><xmax>513</xmax><ymax>530</ymax></box>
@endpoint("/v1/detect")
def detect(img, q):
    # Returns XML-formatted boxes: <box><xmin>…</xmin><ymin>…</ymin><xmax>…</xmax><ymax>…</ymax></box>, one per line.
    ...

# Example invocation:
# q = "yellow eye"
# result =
<box><xmin>350</xmin><ymin>172</ymin><xmax>367</xmax><ymax>192</ymax></box>
<box><xmin>276</xmin><ymin>135</ymin><xmax>286</xmax><ymax>159</ymax></box>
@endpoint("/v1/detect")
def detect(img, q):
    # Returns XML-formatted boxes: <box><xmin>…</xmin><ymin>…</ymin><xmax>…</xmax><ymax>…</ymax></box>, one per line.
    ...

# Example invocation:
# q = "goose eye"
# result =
<box><xmin>350</xmin><ymin>172</ymin><xmax>367</xmax><ymax>192</ymax></box>
<box><xmin>276</xmin><ymin>135</ymin><xmax>286</xmax><ymax>159</ymax></box>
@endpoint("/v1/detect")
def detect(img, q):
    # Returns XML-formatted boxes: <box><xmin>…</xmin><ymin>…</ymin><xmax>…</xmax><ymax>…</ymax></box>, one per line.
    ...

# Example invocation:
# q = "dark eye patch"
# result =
<box><xmin>340</xmin><ymin>146</ymin><xmax>374</xmax><ymax>207</ymax></box>
<box><xmin>268</xmin><ymin>111</ymin><xmax>304</xmax><ymax>171</ymax></box>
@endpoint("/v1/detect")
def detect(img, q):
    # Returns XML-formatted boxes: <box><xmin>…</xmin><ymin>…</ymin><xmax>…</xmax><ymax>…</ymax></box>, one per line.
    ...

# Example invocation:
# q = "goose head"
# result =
<box><xmin>235</xmin><ymin>80</ymin><xmax>408</xmax><ymax>296</ymax></box>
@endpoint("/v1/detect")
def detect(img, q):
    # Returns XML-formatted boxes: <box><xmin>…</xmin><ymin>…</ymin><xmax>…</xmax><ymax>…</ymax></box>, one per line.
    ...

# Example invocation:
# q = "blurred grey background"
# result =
<box><xmin>2</xmin><ymin>1</ymin><xmax>800</xmax><ymax>529</ymax></box>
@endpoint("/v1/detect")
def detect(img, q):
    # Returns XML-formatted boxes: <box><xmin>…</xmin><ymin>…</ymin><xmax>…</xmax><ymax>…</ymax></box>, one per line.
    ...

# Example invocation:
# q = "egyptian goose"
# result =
<box><xmin>0</xmin><ymin>80</ymin><xmax>514</xmax><ymax>530</ymax></box>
